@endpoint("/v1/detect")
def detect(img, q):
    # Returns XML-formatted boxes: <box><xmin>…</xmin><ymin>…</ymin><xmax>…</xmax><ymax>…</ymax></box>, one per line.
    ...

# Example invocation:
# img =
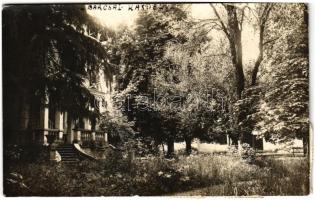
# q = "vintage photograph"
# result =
<box><xmin>2</xmin><ymin>2</ymin><xmax>310</xmax><ymax>196</ymax></box>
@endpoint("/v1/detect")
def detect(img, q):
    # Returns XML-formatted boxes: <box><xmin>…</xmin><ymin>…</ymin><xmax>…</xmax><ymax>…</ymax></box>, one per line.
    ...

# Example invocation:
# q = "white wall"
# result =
<box><xmin>263</xmin><ymin>138</ymin><xmax>303</xmax><ymax>152</ymax></box>
<box><xmin>174</xmin><ymin>139</ymin><xmax>229</xmax><ymax>153</ymax></box>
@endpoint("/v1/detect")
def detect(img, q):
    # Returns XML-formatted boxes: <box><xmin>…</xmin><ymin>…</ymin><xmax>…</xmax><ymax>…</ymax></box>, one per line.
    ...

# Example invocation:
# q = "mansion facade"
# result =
<box><xmin>4</xmin><ymin>68</ymin><xmax>115</xmax><ymax>158</ymax></box>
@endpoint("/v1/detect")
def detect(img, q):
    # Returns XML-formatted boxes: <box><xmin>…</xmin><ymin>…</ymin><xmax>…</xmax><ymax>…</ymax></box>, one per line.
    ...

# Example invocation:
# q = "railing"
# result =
<box><xmin>33</xmin><ymin>129</ymin><xmax>61</xmax><ymax>145</ymax></box>
<box><xmin>8</xmin><ymin>128</ymin><xmax>107</xmax><ymax>148</ymax></box>
<box><xmin>80</xmin><ymin>129</ymin><xmax>93</xmax><ymax>147</ymax></box>
<box><xmin>47</xmin><ymin>129</ymin><xmax>61</xmax><ymax>145</ymax></box>
<box><xmin>70</xmin><ymin>129</ymin><xmax>108</xmax><ymax>148</ymax></box>
<box><xmin>95</xmin><ymin>131</ymin><xmax>106</xmax><ymax>144</ymax></box>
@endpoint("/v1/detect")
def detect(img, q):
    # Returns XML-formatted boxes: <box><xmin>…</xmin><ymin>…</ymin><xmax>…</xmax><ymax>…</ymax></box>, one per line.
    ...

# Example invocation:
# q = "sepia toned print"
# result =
<box><xmin>2</xmin><ymin>3</ymin><xmax>310</xmax><ymax>196</ymax></box>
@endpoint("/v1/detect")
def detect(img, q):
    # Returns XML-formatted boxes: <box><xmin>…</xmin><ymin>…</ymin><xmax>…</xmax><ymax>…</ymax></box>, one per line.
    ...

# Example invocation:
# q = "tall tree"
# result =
<box><xmin>110</xmin><ymin>5</ymin><xmax>188</xmax><ymax>157</ymax></box>
<box><xmin>158</xmin><ymin>19</ymin><xmax>231</xmax><ymax>154</ymax></box>
<box><xmin>208</xmin><ymin>3</ymin><xmax>273</xmax><ymax>145</ymax></box>
<box><xmin>210</xmin><ymin>3</ymin><xmax>272</xmax><ymax>96</ymax></box>
<box><xmin>254</xmin><ymin>4</ymin><xmax>309</xmax><ymax>155</ymax></box>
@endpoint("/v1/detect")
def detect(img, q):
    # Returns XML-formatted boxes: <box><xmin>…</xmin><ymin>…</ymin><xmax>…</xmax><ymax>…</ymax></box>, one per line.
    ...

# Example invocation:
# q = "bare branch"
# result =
<box><xmin>251</xmin><ymin>3</ymin><xmax>274</xmax><ymax>86</ymax></box>
<box><xmin>239</xmin><ymin>7</ymin><xmax>245</xmax><ymax>31</ymax></box>
<box><xmin>210</xmin><ymin>4</ymin><xmax>230</xmax><ymax>38</ymax></box>
<box><xmin>194</xmin><ymin>18</ymin><xmax>221</xmax><ymax>23</ymax></box>
<box><xmin>189</xmin><ymin>21</ymin><xmax>219</xmax><ymax>31</ymax></box>
<box><xmin>260</xmin><ymin>4</ymin><xmax>273</xmax><ymax>26</ymax></box>
<box><xmin>249</xmin><ymin>6</ymin><xmax>260</xmax><ymax>22</ymax></box>
<box><xmin>202</xmin><ymin>53</ymin><xmax>228</xmax><ymax>58</ymax></box>
<box><xmin>263</xmin><ymin>37</ymin><xmax>279</xmax><ymax>46</ymax></box>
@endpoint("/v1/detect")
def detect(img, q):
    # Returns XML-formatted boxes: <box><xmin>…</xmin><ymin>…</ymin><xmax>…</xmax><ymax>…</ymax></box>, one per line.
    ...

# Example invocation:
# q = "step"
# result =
<box><xmin>57</xmin><ymin>149</ymin><xmax>75</xmax><ymax>152</ymax></box>
<box><xmin>58</xmin><ymin>148</ymin><xmax>74</xmax><ymax>151</ymax></box>
<box><xmin>63</xmin><ymin>160</ymin><xmax>79</xmax><ymax>162</ymax></box>
<box><xmin>58</xmin><ymin>152</ymin><xmax>76</xmax><ymax>155</ymax></box>
<box><xmin>58</xmin><ymin>151</ymin><xmax>76</xmax><ymax>154</ymax></box>
<box><xmin>57</xmin><ymin>146</ymin><xmax>74</xmax><ymax>149</ymax></box>
<box><xmin>56</xmin><ymin>144</ymin><xmax>80</xmax><ymax>163</ymax></box>
<box><xmin>62</xmin><ymin>159</ymin><xmax>78</xmax><ymax>162</ymax></box>
<box><xmin>61</xmin><ymin>158</ymin><xmax>79</xmax><ymax>162</ymax></box>
<box><xmin>60</xmin><ymin>155</ymin><xmax>77</xmax><ymax>158</ymax></box>
<box><xmin>58</xmin><ymin>149</ymin><xmax>75</xmax><ymax>151</ymax></box>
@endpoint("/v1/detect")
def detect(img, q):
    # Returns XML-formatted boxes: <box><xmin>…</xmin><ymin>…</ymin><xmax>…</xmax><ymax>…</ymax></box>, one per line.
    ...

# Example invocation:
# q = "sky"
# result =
<box><xmin>86</xmin><ymin>4</ymin><xmax>259</xmax><ymax>63</ymax></box>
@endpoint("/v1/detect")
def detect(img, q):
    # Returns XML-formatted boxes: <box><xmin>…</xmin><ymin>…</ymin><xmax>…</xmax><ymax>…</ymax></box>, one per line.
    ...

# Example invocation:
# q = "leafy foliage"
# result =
<box><xmin>254</xmin><ymin>4</ymin><xmax>309</xmax><ymax>144</ymax></box>
<box><xmin>99</xmin><ymin>112</ymin><xmax>136</xmax><ymax>146</ymax></box>
<box><xmin>110</xmin><ymin>5</ymin><xmax>190</xmax><ymax>155</ymax></box>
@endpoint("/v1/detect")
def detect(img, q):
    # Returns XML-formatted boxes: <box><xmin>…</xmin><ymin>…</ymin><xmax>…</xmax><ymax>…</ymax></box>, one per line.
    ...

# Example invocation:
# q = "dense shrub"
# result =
<box><xmin>240</xmin><ymin>143</ymin><xmax>256</xmax><ymax>163</ymax></box>
<box><xmin>3</xmin><ymin>154</ymin><xmax>310</xmax><ymax>196</ymax></box>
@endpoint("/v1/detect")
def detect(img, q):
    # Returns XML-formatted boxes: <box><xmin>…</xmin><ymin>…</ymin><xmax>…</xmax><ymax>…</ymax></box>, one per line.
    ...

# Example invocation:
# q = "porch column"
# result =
<box><xmin>63</xmin><ymin>112</ymin><xmax>68</xmax><ymax>143</ymax></box>
<box><xmin>95</xmin><ymin>118</ymin><xmax>100</xmax><ymax>130</ymax></box>
<box><xmin>91</xmin><ymin>117</ymin><xmax>96</xmax><ymax>142</ymax></box>
<box><xmin>67</xmin><ymin>119</ymin><xmax>75</xmax><ymax>144</ymax></box>
<box><xmin>55</xmin><ymin>111</ymin><xmax>64</xmax><ymax>140</ymax></box>
<box><xmin>74</xmin><ymin>128</ymin><xmax>81</xmax><ymax>143</ymax></box>
<box><xmin>91</xmin><ymin>131</ymin><xmax>96</xmax><ymax>141</ymax></box>
<box><xmin>39</xmin><ymin>95</ymin><xmax>49</xmax><ymax>146</ymax></box>
<box><xmin>84</xmin><ymin>117</ymin><xmax>91</xmax><ymax>130</ymax></box>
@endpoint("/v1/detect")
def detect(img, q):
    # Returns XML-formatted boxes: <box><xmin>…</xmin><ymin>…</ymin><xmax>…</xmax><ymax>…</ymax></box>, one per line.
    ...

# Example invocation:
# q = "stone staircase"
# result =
<box><xmin>56</xmin><ymin>144</ymin><xmax>80</xmax><ymax>163</ymax></box>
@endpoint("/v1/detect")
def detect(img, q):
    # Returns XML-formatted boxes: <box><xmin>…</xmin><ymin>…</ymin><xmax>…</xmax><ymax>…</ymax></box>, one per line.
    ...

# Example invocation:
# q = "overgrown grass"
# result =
<box><xmin>174</xmin><ymin>156</ymin><xmax>310</xmax><ymax>196</ymax></box>
<box><xmin>4</xmin><ymin>151</ymin><xmax>310</xmax><ymax>196</ymax></box>
<box><xmin>258</xmin><ymin>157</ymin><xmax>310</xmax><ymax>195</ymax></box>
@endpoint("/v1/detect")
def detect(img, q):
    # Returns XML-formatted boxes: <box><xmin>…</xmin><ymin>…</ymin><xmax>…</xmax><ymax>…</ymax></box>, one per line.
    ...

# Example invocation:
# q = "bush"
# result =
<box><xmin>3</xmin><ymin>154</ymin><xmax>310</xmax><ymax>196</ymax></box>
<box><xmin>240</xmin><ymin>143</ymin><xmax>256</xmax><ymax>163</ymax></box>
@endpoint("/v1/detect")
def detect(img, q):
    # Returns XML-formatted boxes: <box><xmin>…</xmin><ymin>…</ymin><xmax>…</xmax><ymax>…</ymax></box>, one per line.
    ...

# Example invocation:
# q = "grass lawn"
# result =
<box><xmin>4</xmin><ymin>152</ymin><xmax>310</xmax><ymax>196</ymax></box>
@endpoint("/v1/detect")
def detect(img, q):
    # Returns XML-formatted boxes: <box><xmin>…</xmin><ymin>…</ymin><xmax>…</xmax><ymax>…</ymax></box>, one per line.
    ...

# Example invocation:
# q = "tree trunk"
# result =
<box><xmin>185</xmin><ymin>137</ymin><xmax>192</xmax><ymax>155</ymax></box>
<box><xmin>226</xmin><ymin>5</ymin><xmax>246</xmax><ymax>147</ymax></box>
<box><xmin>226</xmin><ymin>5</ymin><xmax>245</xmax><ymax>99</ymax></box>
<box><xmin>251</xmin><ymin>4</ymin><xmax>272</xmax><ymax>86</ymax></box>
<box><xmin>251</xmin><ymin>53</ymin><xmax>263</xmax><ymax>86</ymax></box>
<box><xmin>302</xmin><ymin>134</ymin><xmax>309</xmax><ymax>157</ymax></box>
<box><xmin>212</xmin><ymin>4</ymin><xmax>272</xmax><ymax>148</ymax></box>
<box><xmin>240</xmin><ymin>132</ymin><xmax>255</xmax><ymax>147</ymax></box>
<box><xmin>166</xmin><ymin>137</ymin><xmax>175</xmax><ymax>158</ymax></box>
<box><xmin>303</xmin><ymin>4</ymin><xmax>308</xmax><ymax>26</ymax></box>
<box><xmin>211</xmin><ymin>5</ymin><xmax>245</xmax><ymax>99</ymax></box>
